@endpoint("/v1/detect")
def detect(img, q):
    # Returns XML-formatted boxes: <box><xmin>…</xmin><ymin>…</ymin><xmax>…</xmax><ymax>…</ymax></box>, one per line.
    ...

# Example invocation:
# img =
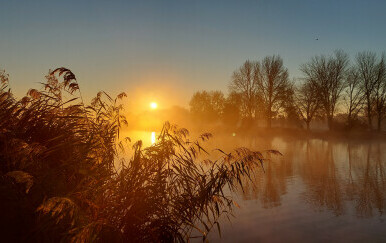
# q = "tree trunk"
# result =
<box><xmin>306</xmin><ymin>122</ymin><xmax>310</xmax><ymax>131</ymax></box>
<box><xmin>366</xmin><ymin>98</ymin><xmax>372</xmax><ymax>130</ymax></box>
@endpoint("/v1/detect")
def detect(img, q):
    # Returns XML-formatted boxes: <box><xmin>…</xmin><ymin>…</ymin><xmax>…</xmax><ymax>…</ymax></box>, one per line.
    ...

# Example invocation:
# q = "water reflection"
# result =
<box><xmin>121</xmin><ymin>130</ymin><xmax>157</xmax><ymax>148</ymax></box>
<box><xmin>235</xmin><ymin>138</ymin><xmax>386</xmax><ymax>218</ymax></box>
<box><xmin>151</xmin><ymin>131</ymin><xmax>156</xmax><ymax>145</ymax></box>
<box><xmin>121</xmin><ymin>131</ymin><xmax>386</xmax><ymax>241</ymax></box>
<box><xmin>300</xmin><ymin>140</ymin><xmax>344</xmax><ymax>215</ymax></box>
<box><xmin>241</xmin><ymin>141</ymin><xmax>294</xmax><ymax>209</ymax></box>
<box><xmin>349</xmin><ymin>143</ymin><xmax>385</xmax><ymax>217</ymax></box>
<box><xmin>207</xmin><ymin>135</ymin><xmax>386</xmax><ymax>242</ymax></box>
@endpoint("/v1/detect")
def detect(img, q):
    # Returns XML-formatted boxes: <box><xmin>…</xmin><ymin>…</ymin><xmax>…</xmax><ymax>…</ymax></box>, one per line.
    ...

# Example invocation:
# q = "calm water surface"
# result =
<box><xmin>126</xmin><ymin>131</ymin><xmax>386</xmax><ymax>242</ymax></box>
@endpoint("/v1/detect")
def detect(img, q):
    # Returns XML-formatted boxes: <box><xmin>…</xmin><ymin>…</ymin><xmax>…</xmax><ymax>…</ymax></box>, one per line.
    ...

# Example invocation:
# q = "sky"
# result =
<box><xmin>1</xmin><ymin>0</ymin><xmax>386</xmax><ymax>109</ymax></box>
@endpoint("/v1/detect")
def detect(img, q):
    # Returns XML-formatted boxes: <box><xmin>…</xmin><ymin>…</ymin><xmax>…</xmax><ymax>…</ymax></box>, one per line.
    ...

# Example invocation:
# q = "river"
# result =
<box><xmin>124</xmin><ymin>130</ymin><xmax>386</xmax><ymax>242</ymax></box>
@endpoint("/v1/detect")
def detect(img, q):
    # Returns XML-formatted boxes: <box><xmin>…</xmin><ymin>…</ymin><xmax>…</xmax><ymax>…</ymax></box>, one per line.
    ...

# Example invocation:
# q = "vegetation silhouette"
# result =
<box><xmin>0</xmin><ymin>68</ymin><xmax>278</xmax><ymax>242</ymax></box>
<box><xmin>188</xmin><ymin>50</ymin><xmax>386</xmax><ymax>133</ymax></box>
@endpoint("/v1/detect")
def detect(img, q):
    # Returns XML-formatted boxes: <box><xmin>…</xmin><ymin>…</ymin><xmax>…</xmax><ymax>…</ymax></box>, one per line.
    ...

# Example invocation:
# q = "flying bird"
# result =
<box><xmin>315</xmin><ymin>38</ymin><xmax>319</xmax><ymax>40</ymax></box>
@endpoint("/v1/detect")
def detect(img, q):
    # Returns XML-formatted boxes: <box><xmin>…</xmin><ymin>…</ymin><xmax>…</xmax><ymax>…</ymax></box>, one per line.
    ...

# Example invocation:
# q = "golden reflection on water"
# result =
<box><xmin>120</xmin><ymin>131</ymin><xmax>386</xmax><ymax>242</ymax></box>
<box><xmin>121</xmin><ymin>130</ymin><xmax>157</xmax><ymax>148</ymax></box>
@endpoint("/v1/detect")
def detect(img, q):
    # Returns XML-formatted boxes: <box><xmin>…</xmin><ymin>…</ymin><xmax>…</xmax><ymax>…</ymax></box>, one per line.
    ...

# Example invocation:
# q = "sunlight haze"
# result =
<box><xmin>1</xmin><ymin>0</ymin><xmax>386</xmax><ymax>109</ymax></box>
<box><xmin>1</xmin><ymin>1</ymin><xmax>386</xmax><ymax>242</ymax></box>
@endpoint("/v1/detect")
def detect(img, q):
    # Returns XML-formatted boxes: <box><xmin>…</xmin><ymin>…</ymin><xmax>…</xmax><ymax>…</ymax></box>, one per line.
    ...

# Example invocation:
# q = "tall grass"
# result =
<box><xmin>0</xmin><ymin>68</ymin><xmax>276</xmax><ymax>242</ymax></box>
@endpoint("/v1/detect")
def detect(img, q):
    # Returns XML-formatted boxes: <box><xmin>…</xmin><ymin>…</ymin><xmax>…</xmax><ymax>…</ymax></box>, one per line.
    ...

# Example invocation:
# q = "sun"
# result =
<box><xmin>150</xmin><ymin>102</ymin><xmax>158</xmax><ymax>110</ymax></box>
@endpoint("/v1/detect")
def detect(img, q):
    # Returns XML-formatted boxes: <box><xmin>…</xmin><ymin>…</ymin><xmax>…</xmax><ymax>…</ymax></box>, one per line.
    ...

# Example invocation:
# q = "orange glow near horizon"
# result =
<box><xmin>150</xmin><ymin>102</ymin><xmax>158</xmax><ymax>110</ymax></box>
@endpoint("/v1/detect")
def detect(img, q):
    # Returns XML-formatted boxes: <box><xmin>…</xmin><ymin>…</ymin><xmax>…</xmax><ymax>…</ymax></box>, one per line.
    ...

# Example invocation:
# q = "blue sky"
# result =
<box><xmin>1</xmin><ymin>0</ymin><xmax>386</xmax><ymax>107</ymax></box>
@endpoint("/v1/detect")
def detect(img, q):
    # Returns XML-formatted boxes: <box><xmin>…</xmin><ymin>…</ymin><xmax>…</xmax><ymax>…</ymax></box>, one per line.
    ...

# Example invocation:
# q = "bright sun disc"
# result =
<box><xmin>150</xmin><ymin>102</ymin><xmax>158</xmax><ymax>109</ymax></box>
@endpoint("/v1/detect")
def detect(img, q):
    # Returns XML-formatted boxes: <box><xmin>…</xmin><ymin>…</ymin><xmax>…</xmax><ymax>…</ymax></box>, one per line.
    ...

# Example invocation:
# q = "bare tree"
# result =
<box><xmin>355</xmin><ymin>51</ymin><xmax>379</xmax><ymax>129</ymax></box>
<box><xmin>229</xmin><ymin>60</ymin><xmax>260</xmax><ymax>120</ymax></box>
<box><xmin>373</xmin><ymin>54</ymin><xmax>386</xmax><ymax>131</ymax></box>
<box><xmin>258</xmin><ymin>55</ymin><xmax>291</xmax><ymax>128</ymax></box>
<box><xmin>295</xmin><ymin>80</ymin><xmax>320</xmax><ymax>130</ymax></box>
<box><xmin>282</xmin><ymin>82</ymin><xmax>301</xmax><ymax>127</ymax></box>
<box><xmin>300</xmin><ymin>50</ymin><xmax>349</xmax><ymax>130</ymax></box>
<box><xmin>344</xmin><ymin>67</ymin><xmax>364</xmax><ymax>128</ymax></box>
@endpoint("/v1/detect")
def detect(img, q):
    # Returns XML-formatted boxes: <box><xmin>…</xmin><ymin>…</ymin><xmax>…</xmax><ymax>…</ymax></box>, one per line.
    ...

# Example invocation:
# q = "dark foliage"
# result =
<box><xmin>0</xmin><ymin>68</ymin><xmax>273</xmax><ymax>242</ymax></box>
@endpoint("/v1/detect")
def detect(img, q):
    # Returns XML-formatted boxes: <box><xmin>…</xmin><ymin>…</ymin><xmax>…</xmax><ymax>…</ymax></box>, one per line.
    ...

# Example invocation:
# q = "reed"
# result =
<box><xmin>0</xmin><ymin>68</ymin><xmax>275</xmax><ymax>242</ymax></box>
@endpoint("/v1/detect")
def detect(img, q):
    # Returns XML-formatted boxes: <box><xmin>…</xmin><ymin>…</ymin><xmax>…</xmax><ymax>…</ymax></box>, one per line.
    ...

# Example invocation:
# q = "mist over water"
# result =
<box><xmin>211</xmin><ymin>136</ymin><xmax>385</xmax><ymax>242</ymax></box>
<box><xmin>127</xmin><ymin>130</ymin><xmax>386</xmax><ymax>242</ymax></box>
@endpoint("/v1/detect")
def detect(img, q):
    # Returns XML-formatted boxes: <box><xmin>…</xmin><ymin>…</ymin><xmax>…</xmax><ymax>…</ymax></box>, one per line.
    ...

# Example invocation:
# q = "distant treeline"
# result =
<box><xmin>189</xmin><ymin>50</ymin><xmax>386</xmax><ymax>132</ymax></box>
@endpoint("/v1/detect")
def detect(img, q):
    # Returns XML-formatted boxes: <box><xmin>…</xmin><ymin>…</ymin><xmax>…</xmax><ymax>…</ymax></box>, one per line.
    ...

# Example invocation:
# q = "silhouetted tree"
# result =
<box><xmin>295</xmin><ymin>80</ymin><xmax>320</xmax><ymax>130</ymax></box>
<box><xmin>355</xmin><ymin>51</ymin><xmax>379</xmax><ymax>130</ymax></box>
<box><xmin>229</xmin><ymin>60</ymin><xmax>260</xmax><ymax>120</ymax></box>
<box><xmin>189</xmin><ymin>90</ymin><xmax>225</xmax><ymax>122</ymax></box>
<box><xmin>211</xmin><ymin>90</ymin><xmax>226</xmax><ymax>115</ymax></box>
<box><xmin>282</xmin><ymin>85</ymin><xmax>301</xmax><ymax>128</ymax></box>
<box><xmin>373</xmin><ymin>54</ymin><xmax>386</xmax><ymax>131</ymax></box>
<box><xmin>258</xmin><ymin>55</ymin><xmax>291</xmax><ymax>128</ymax></box>
<box><xmin>344</xmin><ymin>67</ymin><xmax>364</xmax><ymax>128</ymax></box>
<box><xmin>301</xmin><ymin>50</ymin><xmax>349</xmax><ymax>130</ymax></box>
<box><xmin>223</xmin><ymin>91</ymin><xmax>242</xmax><ymax>127</ymax></box>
